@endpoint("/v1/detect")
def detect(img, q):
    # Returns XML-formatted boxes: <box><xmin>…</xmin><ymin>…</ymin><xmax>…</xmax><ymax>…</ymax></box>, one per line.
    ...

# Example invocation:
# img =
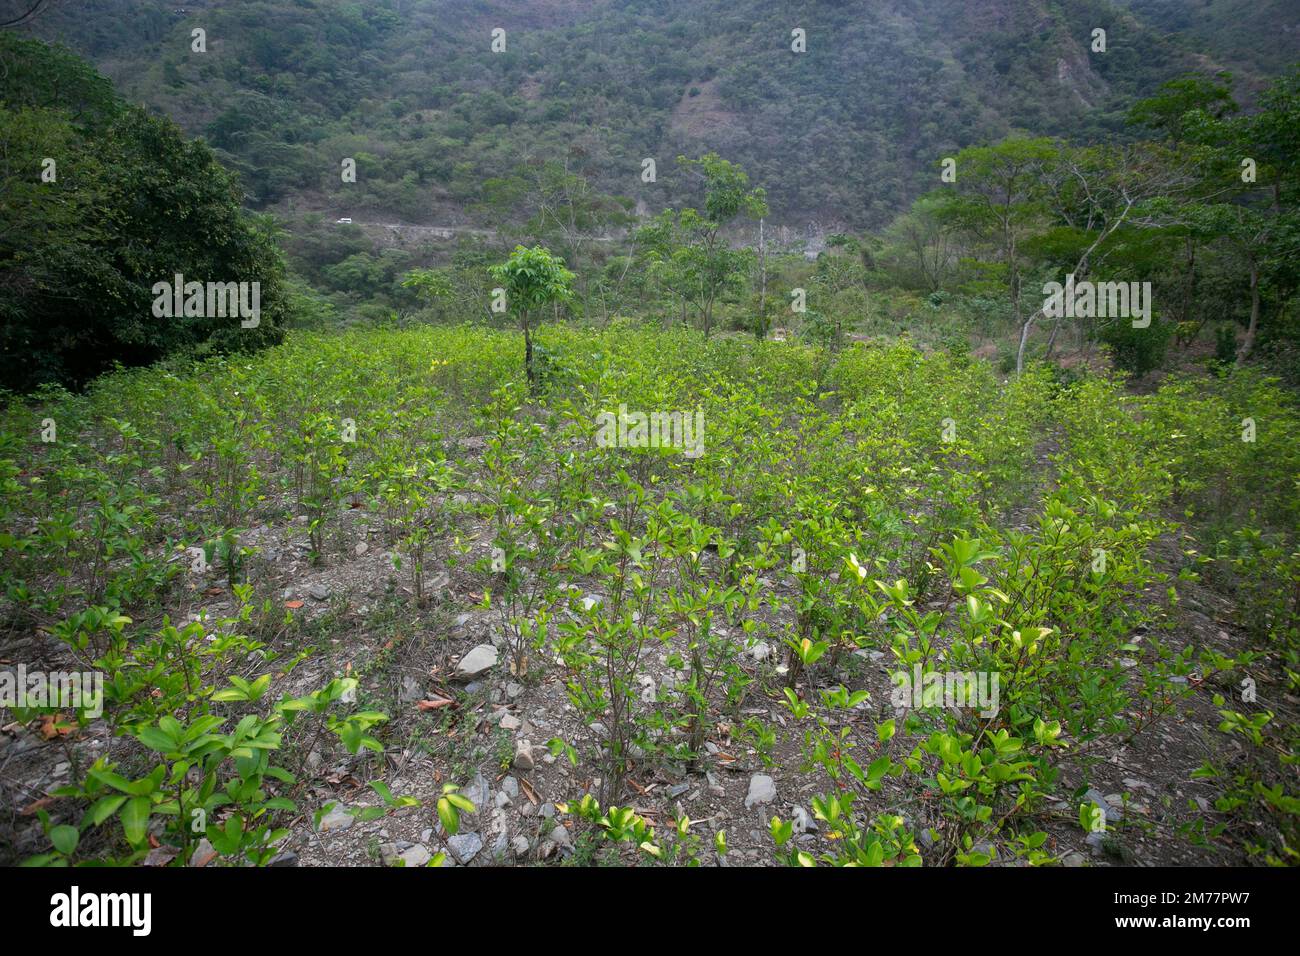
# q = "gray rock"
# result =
<box><xmin>455</xmin><ymin>644</ymin><xmax>498</xmax><ymax>679</ymax></box>
<box><xmin>511</xmin><ymin>836</ymin><xmax>531</xmax><ymax>857</ymax></box>
<box><xmin>308</xmin><ymin>583</ymin><xmax>332</xmax><ymax>601</ymax></box>
<box><xmin>1084</xmin><ymin>787</ymin><xmax>1121</xmax><ymax>824</ymax></box>
<box><xmin>447</xmin><ymin>832</ymin><xmax>483</xmax><ymax>864</ymax></box>
<box><xmin>638</xmin><ymin>675</ymin><xmax>657</xmax><ymax>703</ymax></box>
<box><xmin>513</xmin><ymin>739</ymin><xmax>535</xmax><ymax>771</ymax></box>
<box><xmin>318</xmin><ymin>805</ymin><xmax>354</xmax><ymax>832</ymax></box>
<box><xmin>745</xmin><ymin>774</ymin><xmax>777</xmax><ymax>809</ymax></box>
<box><xmin>748</xmin><ymin>642</ymin><xmax>772</xmax><ymax>662</ymax></box>
<box><xmin>506</xmin><ymin>682</ymin><xmax>524</xmax><ymax>700</ymax></box>
<box><xmin>463</xmin><ymin>772</ymin><xmax>490</xmax><ymax>810</ymax></box>
<box><xmin>501</xmin><ymin>776</ymin><xmax>520</xmax><ymax>799</ymax></box>
<box><xmin>399</xmin><ymin>845</ymin><xmax>432</xmax><ymax>867</ymax></box>
<box><xmin>398</xmin><ymin>675</ymin><xmax>423</xmax><ymax>703</ymax></box>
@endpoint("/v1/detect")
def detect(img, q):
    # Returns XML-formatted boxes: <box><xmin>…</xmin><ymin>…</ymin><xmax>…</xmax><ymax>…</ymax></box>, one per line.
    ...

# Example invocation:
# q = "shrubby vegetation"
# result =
<box><xmin>0</xmin><ymin>34</ymin><xmax>289</xmax><ymax>392</ymax></box>
<box><xmin>2</xmin><ymin>323</ymin><xmax>1295</xmax><ymax>865</ymax></box>
<box><xmin>3</xmin><ymin>4</ymin><xmax>1297</xmax><ymax>870</ymax></box>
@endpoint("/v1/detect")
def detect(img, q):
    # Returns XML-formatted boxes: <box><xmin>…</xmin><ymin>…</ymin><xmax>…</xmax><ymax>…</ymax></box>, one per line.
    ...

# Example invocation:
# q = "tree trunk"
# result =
<box><xmin>1044</xmin><ymin>315</ymin><xmax>1061</xmax><ymax>359</ymax></box>
<box><xmin>1015</xmin><ymin>312</ymin><xmax>1034</xmax><ymax>375</ymax></box>
<box><xmin>523</xmin><ymin>312</ymin><xmax>536</xmax><ymax>389</ymax></box>
<box><xmin>1180</xmin><ymin>235</ymin><xmax>1197</xmax><ymax>337</ymax></box>
<box><xmin>757</xmin><ymin>217</ymin><xmax>767</xmax><ymax>340</ymax></box>
<box><xmin>1235</xmin><ymin>259</ymin><xmax>1260</xmax><ymax>366</ymax></box>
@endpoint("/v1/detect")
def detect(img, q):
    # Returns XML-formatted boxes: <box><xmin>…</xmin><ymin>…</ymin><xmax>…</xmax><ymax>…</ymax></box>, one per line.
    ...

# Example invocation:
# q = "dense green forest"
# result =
<box><xmin>14</xmin><ymin>0</ymin><xmax>1277</xmax><ymax>226</ymax></box>
<box><xmin>0</xmin><ymin>0</ymin><xmax>1297</xmax><ymax>881</ymax></box>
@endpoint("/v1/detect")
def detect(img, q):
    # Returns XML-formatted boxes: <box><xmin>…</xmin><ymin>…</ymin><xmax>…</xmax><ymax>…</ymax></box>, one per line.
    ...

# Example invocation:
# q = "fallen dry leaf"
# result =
<box><xmin>38</xmin><ymin>713</ymin><xmax>73</xmax><ymax>740</ymax></box>
<box><xmin>416</xmin><ymin>696</ymin><xmax>454</xmax><ymax>711</ymax></box>
<box><xmin>518</xmin><ymin>777</ymin><xmax>540</xmax><ymax>806</ymax></box>
<box><xmin>284</xmin><ymin>600</ymin><xmax>304</xmax><ymax>609</ymax></box>
<box><xmin>144</xmin><ymin>846</ymin><xmax>179</xmax><ymax>867</ymax></box>
<box><xmin>191</xmin><ymin>845</ymin><xmax>218</xmax><ymax>867</ymax></box>
<box><xmin>21</xmin><ymin>796</ymin><xmax>55</xmax><ymax>816</ymax></box>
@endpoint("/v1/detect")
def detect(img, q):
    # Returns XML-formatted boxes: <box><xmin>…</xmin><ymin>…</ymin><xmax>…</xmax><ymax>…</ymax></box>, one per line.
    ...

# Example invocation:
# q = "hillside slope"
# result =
<box><xmin>13</xmin><ymin>0</ymin><xmax>1286</xmax><ymax>228</ymax></box>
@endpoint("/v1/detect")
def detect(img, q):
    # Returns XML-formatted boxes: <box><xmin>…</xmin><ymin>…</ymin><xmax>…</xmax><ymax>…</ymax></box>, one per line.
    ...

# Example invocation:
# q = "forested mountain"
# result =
<box><xmin>1112</xmin><ymin>0</ymin><xmax>1300</xmax><ymax>75</ymax></box>
<box><xmin>14</xmin><ymin>0</ymin><xmax>1291</xmax><ymax>228</ymax></box>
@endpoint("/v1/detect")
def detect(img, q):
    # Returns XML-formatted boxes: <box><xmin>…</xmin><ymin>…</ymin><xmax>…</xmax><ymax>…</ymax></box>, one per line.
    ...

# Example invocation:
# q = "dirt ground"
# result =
<box><xmin>2</xmin><ymin>448</ymin><xmax>1287</xmax><ymax>869</ymax></box>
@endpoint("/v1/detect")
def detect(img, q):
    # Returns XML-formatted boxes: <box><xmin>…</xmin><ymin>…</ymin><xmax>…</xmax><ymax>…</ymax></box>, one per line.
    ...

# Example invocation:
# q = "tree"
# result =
<box><xmin>932</xmin><ymin>138</ymin><xmax>1058</xmax><ymax>373</ymax></box>
<box><xmin>937</xmin><ymin>136</ymin><xmax>1198</xmax><ymax>373</ymax></box>
<box><xmin>0</xmin><ymin>35</ymin><xmax>289</xmax><ymax>392</ymax></box>
<box><xmin>1133</xmin><ymin>68</ymin><xmax>1300</xmax><ymax>365</ymax></box>
<box><xmin>640</xmin><ymin>153</ymin><xmax>767</xmax><ymax>337</ymax></box>
<box><xmin>488</xmin><ymin>245</ymin><xmax>576</xmax><ymax>390</ymax></box>
<box><xmin>400</xmin><ymin>267</ymin><xmax>454</xmax><ymax>320</ymax></box>
<box><xmin>480</xmin><ymin>155</ymin><xmax>632</xmax><ymax>297</ymax></box>
<box><xmin>1127</xmin><ymin>73</ymin><xmax>1238</xmax><ymax>341</ymax></box>
<box><xmin>1128</xmin><ymin>73</ymin><xmax>1238</xmax><ymax>144</ymax></box>
<box><xmin>878</xmin><ymin>196</ymin><xmax>957</xmax><ymax>292</ymax></box>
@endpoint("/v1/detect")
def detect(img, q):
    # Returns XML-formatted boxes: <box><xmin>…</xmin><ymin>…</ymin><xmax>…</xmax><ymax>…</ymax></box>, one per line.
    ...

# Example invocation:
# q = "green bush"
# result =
<box><xmin>1099</xmin><ymin>317</ymin><xmax>1174</xmax><ymax>375</ymax></box>
<box><xmin>0</xmin><ymin>35</ymin><xmax>289</xmax><ymax>392</ymax></box>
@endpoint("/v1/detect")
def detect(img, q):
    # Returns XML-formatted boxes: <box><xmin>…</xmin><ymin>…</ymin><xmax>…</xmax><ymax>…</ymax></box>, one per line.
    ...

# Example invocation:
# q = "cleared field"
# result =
<box><xmin>1</xmin><ymin>325</ymin><xmax>1297</xmax><ymax>866</ymax></box>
